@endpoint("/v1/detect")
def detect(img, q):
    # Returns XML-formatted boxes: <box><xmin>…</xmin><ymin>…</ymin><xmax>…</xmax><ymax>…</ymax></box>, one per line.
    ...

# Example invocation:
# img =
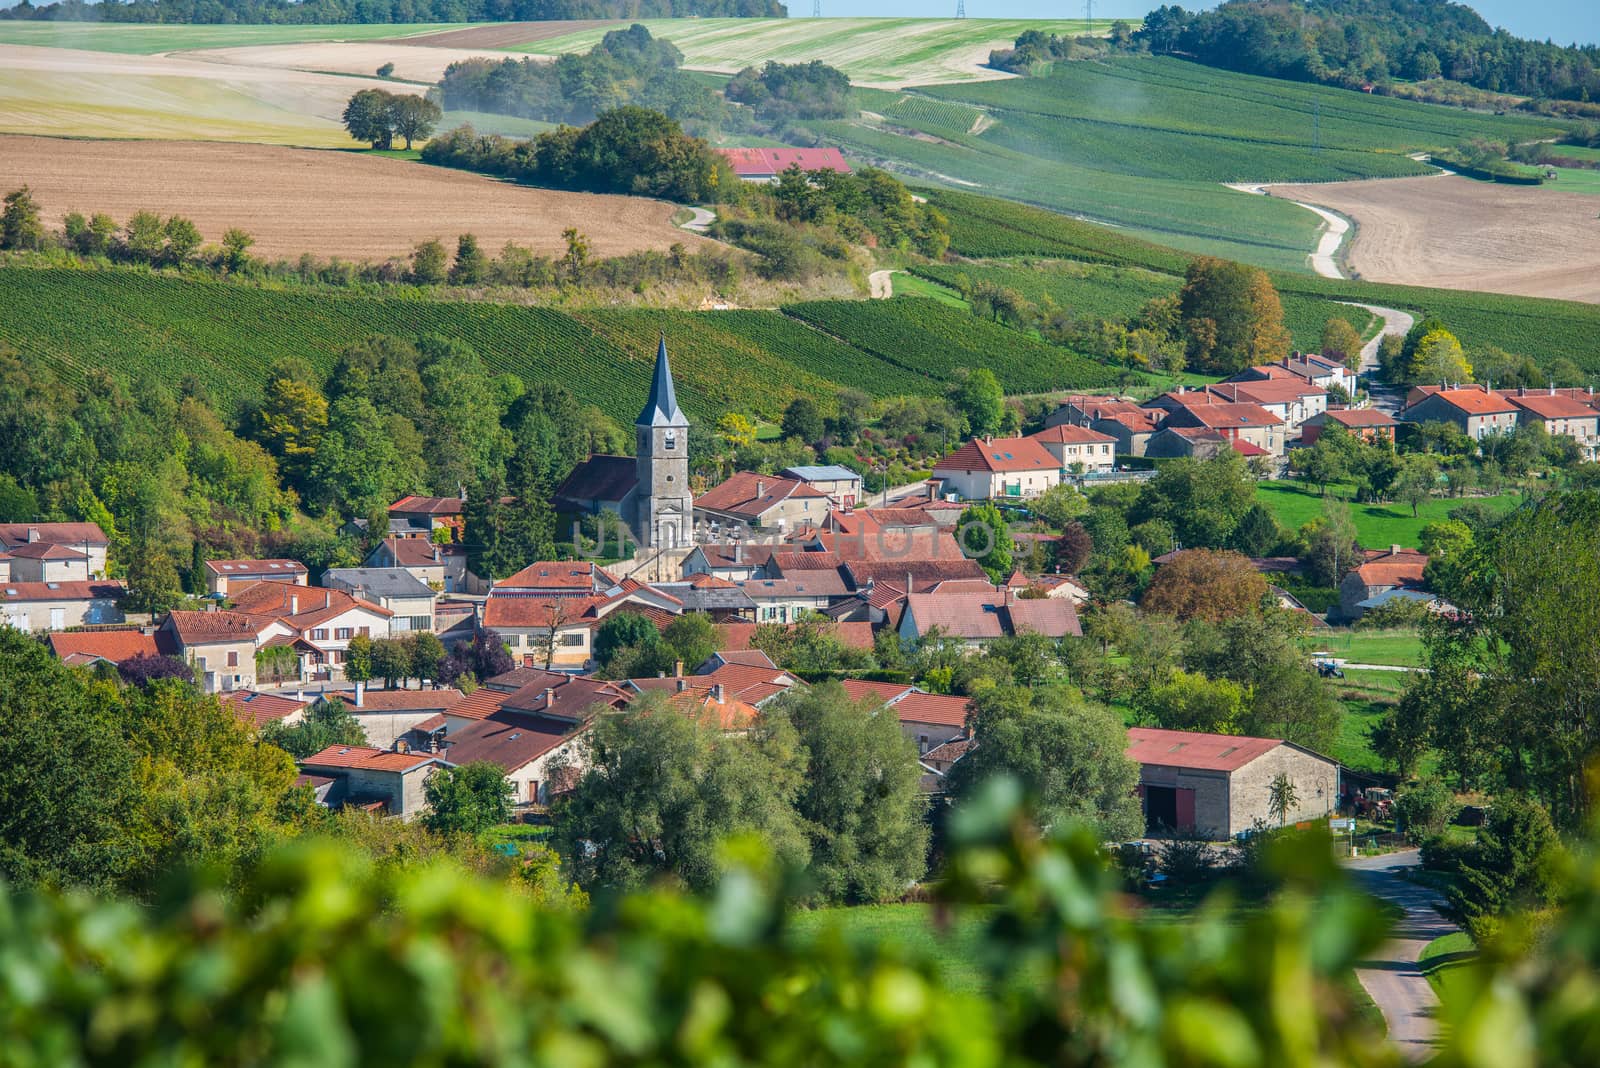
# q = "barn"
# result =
<box><xmin>1127</xmin><ymin>727</ymin><xmax>1340</xmax><ymax>839</ymax></box>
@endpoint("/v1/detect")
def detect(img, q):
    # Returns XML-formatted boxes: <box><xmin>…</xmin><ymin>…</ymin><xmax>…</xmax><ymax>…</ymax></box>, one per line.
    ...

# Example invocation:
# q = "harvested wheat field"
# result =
<box><xmin>1267</xmin><ymin>173</ymin><xmax>1600</xmax><ymax>304</ymax></box>
<box><xmin>0</xmin><ymin>136</ymin><xmax>709</xmax><ymax>261</ymax></box>
<box><xmin>185</xmin><ymin>42</ymin><xmax>515</xmax><ymax>84</ymax></box>
<box><xmin>388</xmin><ymin>21</ymin><xmax>621</xmax><ymax>49</ymax></box>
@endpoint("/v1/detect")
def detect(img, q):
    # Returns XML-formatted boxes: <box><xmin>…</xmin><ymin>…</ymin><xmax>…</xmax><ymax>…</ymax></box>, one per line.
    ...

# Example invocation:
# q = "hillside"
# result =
<box><xmin>0</xmin><ymin>267</ymin><xmax>1122</xmax><ymax>426</ymax></box>
<box><xmin>820</xmin><ymin>56</ymin><xmax>1568</xmax><ymax>270</ymax></box>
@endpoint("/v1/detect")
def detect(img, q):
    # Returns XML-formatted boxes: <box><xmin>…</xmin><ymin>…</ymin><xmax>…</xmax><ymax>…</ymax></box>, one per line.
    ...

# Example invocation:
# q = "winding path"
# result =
<box><xmin>1344</xmin><ymin>850</ymin><xmax>1458</xmax><ymax>1062</ymax></box>
<box><xmin>869</xmin><ymin>269</ymin><xmax>894</xmax><ymax>299</ymax></box>
<box><xmin>678</xmin><ymin>206</ymin><xmax>716</xmax><ymax>234</ymax></box>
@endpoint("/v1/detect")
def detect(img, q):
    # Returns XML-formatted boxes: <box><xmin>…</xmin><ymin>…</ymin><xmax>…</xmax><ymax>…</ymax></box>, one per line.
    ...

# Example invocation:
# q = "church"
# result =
<box><xmin>553</xmin><ymin>338</ymin><xmax>696</xmax><ymax>552</ymax></box>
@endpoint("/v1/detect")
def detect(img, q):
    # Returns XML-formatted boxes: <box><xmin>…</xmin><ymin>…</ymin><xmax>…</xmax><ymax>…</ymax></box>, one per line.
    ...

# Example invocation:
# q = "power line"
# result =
<box><xmin>955</xmin><ymin>0</ymin><xmax>965</xmax><ymax>17</ymax></box>
<box><xmin>812</xmin><ymin>0</ymin><xmax>820</xmax><ymax>16</ymax></box>
<box><xmin>1085</xmin><ymin>0</ymin><xmax>1093</xmax><ymax>26</ymax></box>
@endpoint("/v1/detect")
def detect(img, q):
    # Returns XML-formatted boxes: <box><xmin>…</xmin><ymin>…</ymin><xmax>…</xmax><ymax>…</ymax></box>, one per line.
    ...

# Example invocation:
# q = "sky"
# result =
<box><xmin>830</xmin><ymin>1</ymin><xmax>1600</xmax><ymax>48</ymax></box>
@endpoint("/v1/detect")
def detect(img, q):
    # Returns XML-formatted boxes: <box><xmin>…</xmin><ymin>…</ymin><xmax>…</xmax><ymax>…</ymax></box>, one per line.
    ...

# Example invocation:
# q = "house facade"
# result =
<box><xmin>1402</xmin><ymin>388</ymin><xmax>1519</xmax><ymax>440</ymax></box>
<box><xmin>159</xmin><ymin>610</ymin><xmax>264</xmax><ymax>693</ymax></box>
<box><xmin>2</xmin><ymin>581</ymin><xmax>125</xmax><ymax>632</ymax></box>
<box><xmin>323</xmin><ymin>567</ymin><xmax>438</xmax><ymax>633</ymax></box>
<box><xmin>1026</xmin><ymin>425</ymin><xmax>1117</xmax><ymax>475</ymax></box>
<box><xmin>0</xmin><ymin>523</ymin><xmax>109</xmax><ymax>578</ymax></box>
<box><xmin>931</xmin><ymin>436</ymin><xmax>1062</xmax><ymax>502</ymax></box>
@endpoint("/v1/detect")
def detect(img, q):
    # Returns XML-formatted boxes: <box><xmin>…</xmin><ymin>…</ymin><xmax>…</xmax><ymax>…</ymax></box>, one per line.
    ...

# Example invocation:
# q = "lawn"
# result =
<box><xmin>1324</xmin><ymin>668</ymin><xmax>1413</xmax><ymax>774</ymax></box>
<box><xmin>1311</xmin><ymin>629</ymin><xmax>1425</xmax><ymax>668</ymax></box>
<box><xmin>787</xmin><ymin>903</ymin><xmax>990</xmax><ymax>995</ymax></box>
<box><xmin>1255</xmin><ymin>482</ymin><xmax>1520</xmax><ymax>548</ymax></box>
<box><xmin>1549</xmin><ymin>166</ymin><xmax>1600</xmax><ymax>195</ymax></box>
<box><xmin>0</xmin><ymin>22</ymin><xmax>465</xmax><ymax>53</ymax></box>
<box><xmin>1420</xmin><ymin>930</ymin><xmax>1477</xmax><ymax>1003</ymax></box>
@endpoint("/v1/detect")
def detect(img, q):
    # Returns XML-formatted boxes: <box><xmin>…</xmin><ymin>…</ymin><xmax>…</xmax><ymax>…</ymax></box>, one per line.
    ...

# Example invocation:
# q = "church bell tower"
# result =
<box><xmin>634</xmin><ymin>337</ymin><xmax>694</xmax><ymax>550</ymax></box>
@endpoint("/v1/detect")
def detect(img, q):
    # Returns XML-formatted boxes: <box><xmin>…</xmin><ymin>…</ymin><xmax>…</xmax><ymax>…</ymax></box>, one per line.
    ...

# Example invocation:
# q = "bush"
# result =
<box><xmin>1394</xmin><ymin>779</ymin><xmax>1457</xmax><ymax>837</ymax></box>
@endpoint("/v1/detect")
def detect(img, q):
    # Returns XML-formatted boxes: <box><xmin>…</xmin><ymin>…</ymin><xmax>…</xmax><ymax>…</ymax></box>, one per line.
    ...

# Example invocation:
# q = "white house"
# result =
<box><xmin>931</xmin><ymin>437</ymin><xmax>1062</xmax><ymax>502</ymax></box>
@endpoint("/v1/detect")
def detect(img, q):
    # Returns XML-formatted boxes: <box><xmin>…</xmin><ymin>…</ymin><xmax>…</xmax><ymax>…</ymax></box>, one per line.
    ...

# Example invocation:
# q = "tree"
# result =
<box><xmin>116</xmin><ymin>654</ymin><xmax>194</xmax><ymax>687</ymax></box>
<box><xmin>1321</xmin><ymin>317</ymin><xmax>1364</xmax><ymax>371</ymax></box>
<box><xmin>449</xmin><ymin>233</ymin><xmax>489</xmax><ymax>285</ymax></box>
<box><xmin>376</xmin><ymin>61</ymin><xmax>396</xmax><ymax>77</ymax></box>
<box><xmin>1</xmin><ymin>185</ymin><xmax>44</xmax><ymax>251</ymax></box>
<box><xmin>552</xmin><ymin>693</ymin><xmax>808</xmax><ymax>892</ymax></box>
<box><xmin>660</xmin><ymin>612</ymin><xmax>719</xmax><ymax>673</ymax></box>
<box><xmin>423</xmin><ymin>762</ymin><xmax>514</xmax><ymax>835</ymax></box>
<box><xmin>260</xmin><ymin>697</ymin><xmax>367</xmax><ymax>759</ymax></box>
<box><xmin>1391</xmin><ymin>454</ymin><xmax>1438</xmax><ymax>517</ymax></box>
<box><xmin>410</xmin><ymin>239</ymin><xmax>448</xmax><ymax>284</ymax></box>
<box><xmin>714</xmin><ymin>412</ymin><xmax>758</xmax><ymax>453</ymax></box>
<box><xmin>947</xmin><ymin>685</ymin><xmax>1144</xmax><ymax>842</ymax></box>
<box><xmin>408</xmin><ymin>632</ymin><xmax>446</xmax><ymax>684</ymax></box>
<box><xmin>594</xmin><ymin>611</ymin><xmax>661</xmax><ymax>671</ymax></box>
<box><xmin>342</xmin><ymin>88</ymin><xmax>395</xmax><ymax>148</ymax></box>
<box><xmin>1267</xmin><ymin>773</ymin><xmax>1298</xmax><ymax>827</ymax></box>
<box><xmin>781</xmin><ymin>397</ymin><xmax>825</xmax><ymax>445</ymax></box>
<box><xmin>957</xmin><ymin>502</ymin><xmax>1012</xmax><ymax>582</ymax></box>
<box><xmin>124</xmin><ymin>542</ymin><xmax>183</xmax><ymax>614</ymax></box>
<box><xmin>1303</xmin><ymin>497</ymin><xmax>1360</xmax><ymax>587</ymax></box>
<box><xmin>1393</xmin><ymin>778</ymin><xmax>1455</xmax><ymax>837</ymax></box>
<box><xmin>1409</xmin><ymin>328</ymin><xmax>1472</xmax><ymax>385</ymax></box>
<box><xmin>950</xmin><ymin>368</ymin><xmax>1005</xmax><ymax>437</ymax></box>
<box><xmin>1141</xmin><ymin>549</ymin><xmax>1267</xmax><ymax>622</ymax></box>
<box><xmin>162</xmin><ymin>215</ymin><xmax>202</xmax><ymax>264</ymax></box>
<box><xmin>1141</xmin><ymin>670</ymin><xmax>1246</xmax><ymax>734</ymax></box>
<box><xmin>123</xmin><ymin>210</ymin><xmax>166</xmax><ymax>263</ymax></box>
<box><xmin>771</xmin><ymin>683</ymin><xmax>928</xmax><ymax>904</ymax></box>
<box><xmin>344</xmin><ymin>633</ymin><xmax>374</xmax><ymax>684</ymax></box>
<box><xmin>1054</xmin><ymin>521</ymin><xmax>1093</xmax><ymax>575</ymax></box>
<box><xmin>1178</xmin><ymin>257</ymin><xmax>1291</xmax><ymax>373</ymax></box>
<box><xmin>1439</xmin><ymin>793</ymin><xmax>1560</xmax><ymax>943</ymax></box>
<box><xmin>220</xmin><ymin>228</ymin><xmax>254</xmax><ymax>273</ymax></box>
<box><xmin>562</xmin><ymin>228</ymin><xmax>590</xmax><ymax>281</ymax></box>
<box><xmin>1132</xmin><ymin>452</ymin><xmax>1256</xmax><ymax>548</ymax></box>
<box><xmin>1030</xmin><ymin>483</ymin><xmax>1089</xmax><ymax>530</ymax></box>
<box><xmin>370</xmin><ymin>638</ymin><xmax>412</xmax><ymax>689</ymax></box>
<box><xmin>441</xmin><ymin>629</ymin><xmax>514</xmax><ymax>686</ymax></box>
<box><xmin>1229</xmin><ymin>503</ymin><xmax>1281</xmax><ymax>556</ymax></box>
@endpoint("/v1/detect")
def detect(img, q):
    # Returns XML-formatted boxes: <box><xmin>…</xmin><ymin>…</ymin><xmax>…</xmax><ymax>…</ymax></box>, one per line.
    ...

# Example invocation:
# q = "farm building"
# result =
<box><xmin>715</xmin><ymin>147</ymin><xmax>851</xmax><ymax>181</ymax></box>
<box><xmin>1128</xmin><ymin>727</ymin><xmax>1339</xmax><ymax>839</ymax></box>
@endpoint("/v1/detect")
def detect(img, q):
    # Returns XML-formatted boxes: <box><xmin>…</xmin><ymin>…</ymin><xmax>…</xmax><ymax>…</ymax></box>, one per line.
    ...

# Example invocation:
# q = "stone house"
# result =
<box><xmin>1299</xmin><ymin>408</ymin><xmax>1400</xmax><ymax>446</ymax></box>
<box><xmin>1402</xmin><ymin>387</ymin><xmax>1518</xmax><ymax>440</ymax></box>
<box><xmin>1</xmin><ymin>580</ymin><xmax>125</xmax><ymax>632</ymax></box>
<box><xmin>1127</xmin><ymin>726</ymin><xmax>1339</xmax><ymax>838</ymax></box>
<box><xmin>159</xmin><ymin>609</ymin><xmax>264</xmax><ymax>693</ymax></box>
<box><xmin>694</xmin><ymin>471</ymin><xmax>830</xmax><ymax>534</ymax></box>
<box><xmin>1337</xmin><ymin>546</ymin><xmax>1429</xmax><ymax>622</ymax></box>
<box><xmin>782</xmin><ymin>465</ymin><xmax>865</xmax><ymax>511</ymax></box>
<box><xmin>203</xmin><ymin>559</ymin><xmax>308</xmax><ymax>597</ymax></box>
<box><xmin>1026</xmin><ymin>424</ymin><xmax>1118</xmax><ymax>475</ymax></box>
<box><xmin>838</xmin><ymin>679</ymin><xmax>973</xmax><ymax>755</ymax></box>
<box><xmin>297</xmin><ymin>744</ymin><xmax>449</xmax><ymax>820</ymax></box>
<box><xmin>5</xmin><ymin>543</ymin><xmax>92</xmax><ymax>583</ymax></box>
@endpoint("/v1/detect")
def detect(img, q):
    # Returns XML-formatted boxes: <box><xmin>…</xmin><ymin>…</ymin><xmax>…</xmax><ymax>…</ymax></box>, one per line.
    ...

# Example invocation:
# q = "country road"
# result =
<box><xmin>1345</xmin><ymin>849</ymin><xmax>1458</xmax><ymax>1062</ymax></box>
<box><xmin>1341</xmin><ymin>301</ymin><xmax>1414</xmax><ymax>414</ymax></box>
<box><xmin>869</xmin><ymin>269</ymin><xmax>894</xmax><ymax>299</ymax></box>
<box><xmin>678</xmin><ymin>206</ymin><xmax>715</xmax><ymax>234</ymax></box>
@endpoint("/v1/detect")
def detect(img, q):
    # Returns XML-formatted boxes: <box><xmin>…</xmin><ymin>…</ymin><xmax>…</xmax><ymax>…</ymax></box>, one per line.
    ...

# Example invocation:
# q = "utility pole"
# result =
<box><xmin>955</xmin><ymin>0</ymin><xmax>965</xmax><ymax>18</ymax></box>
<box><xmin>1085</xmin><ymin>0</ymin><xmax>1093</xmax><ymax>27</ymax></box>
<box><xmin>812</xmin><ymin>0</ymin><xmax>820</xmax><ymax>16</ymax></box>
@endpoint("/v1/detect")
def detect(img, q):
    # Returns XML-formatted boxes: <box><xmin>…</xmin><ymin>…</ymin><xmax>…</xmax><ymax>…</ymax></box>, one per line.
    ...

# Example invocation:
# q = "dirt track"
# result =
<box><xmin>385</xmin><ymin>21</ymin><xmax>621</xmax><ymax>49</ymax></box>
<box><xmin>1267</xmin><ymin>174</ymin><xmax>1600</xmax><ymax>304</ymax></box>
<box><xmin>0</xmin><ymin>135</ymin><xmax>709</xmax><ymax>261</ymax></box>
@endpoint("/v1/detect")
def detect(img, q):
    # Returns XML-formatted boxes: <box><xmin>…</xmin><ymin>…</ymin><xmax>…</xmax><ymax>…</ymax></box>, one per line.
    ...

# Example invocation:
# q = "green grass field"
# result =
<box><xmin>1420</xmin><ymin>931</ymin><xmax>1477</xmax><ymax>1003</ymax></box>
<box><xmin>0</xmin><ymin>265</ymin><xmax>1126</xmax><ymax>425</ymax></box>
<box><xmin>1256</xmin><ymin>482</ymin><xmax>1520</xmax><ymax>548</ymax></box>
<box><xmin>788</xmin><ymin>903</ymin><xmax>990</xmax><ymax>995</ymax></box>
<box><xmin>0</xmin><ymin>22</ymin><xmax>464</xmax><ymax>53</ymax></box>
<box><xmin>1549</xmin><ymin>166</ymin><xmax>1600</xmax><ymax>195</ymax></box>
<box><xmin>439</xmin><ymin>110</ymin><xmax>556</xmax><ymax>139</ymax></box>
<box><xmin>831</xmin><ymin>57</ymin><xmax>1569</xmax><ymax>270</ymax></box>
<box><xmin>1311</xmin><ymin>629</ymin><xmax>1425</xmax><ymax>668</ymax></box>
<box><xmin>512</xmin><ymin>18</ymin><xmax>1110</xmax><ymax>86</ymax></box>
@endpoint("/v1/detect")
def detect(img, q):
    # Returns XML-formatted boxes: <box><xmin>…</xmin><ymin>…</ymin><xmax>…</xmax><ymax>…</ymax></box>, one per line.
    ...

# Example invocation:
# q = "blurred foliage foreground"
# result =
<box><xmin>2</xmin><ymin>780</ymin><xmax>1599</xmax><ymax>1068</ymax></box>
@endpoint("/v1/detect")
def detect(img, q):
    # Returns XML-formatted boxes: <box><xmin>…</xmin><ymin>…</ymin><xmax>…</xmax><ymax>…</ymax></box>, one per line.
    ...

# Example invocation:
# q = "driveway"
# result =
<box><xmin>1344</xmin><ymin>849</ymin><xmax>1457</xmax><ymax>1061</ymax></box>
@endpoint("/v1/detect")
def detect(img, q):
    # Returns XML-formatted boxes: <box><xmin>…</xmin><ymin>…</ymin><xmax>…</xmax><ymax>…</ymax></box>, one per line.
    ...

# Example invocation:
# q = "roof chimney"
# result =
<box><xmin>906</xmin><ymin>570</ymin><xmax>913</xmax><ymax>595</ymax></box>
<box><xmin>290</xmin><ymin>594</ymin><xmax>298</xmax><ymax>615</ymax></box>
<box><xmin>324</xmin><ymin>591</ymin><xmax>330</xmax><ymax>609</ymax></box>
<box><xmin>543</xmin><ymin>687</ymin><xmax>556</xmax><ymax>708</ymax></box>
<box><xmin>735</xmin><ymin>541</ymin><xmax>742</xmax><ymax>564</ymax></box>
<box><xmin>676</xmin><ymin>677</ymin><xmax>688</xmax><ymax>693</ymax></box>
<box><xmin>354</xmin><ymin>681</ymin><xmax>365</xmax><ymax>708</ymax></box>
<box><xmin>1391</xmin><ymin>544</ymin><xmax>1402</xmax><ymax>556</ymax></box>
<box><xmin>433</xmin><ymin>545</ymin><xmax>441</xmax><ymax>563</ymax></box>
<box><xmin>674</xmin><ymin>659</ymin><xmax>684</xmax><ymax>678</ymax></box>
<box><xmin>756</xmin><ymin>480</ymin><xmax>766</xmax><ymax>498</ymax></box>
<box><xmin>25</xmin><ymin>527</ymin><xmax>38</xmax><ymax>543</ymax></box>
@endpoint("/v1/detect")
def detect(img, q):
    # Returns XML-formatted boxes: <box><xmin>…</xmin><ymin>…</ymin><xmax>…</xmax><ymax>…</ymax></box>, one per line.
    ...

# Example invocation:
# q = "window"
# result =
<box><xmin>560</xmin><ymin>634</ymin><xmax>585</xmax><ymax>647</ymax></box>
<box><xmin>408</xmin><ymin>615</ymin><xmax>430</xmax><ymax>632</ymax></box>
<box><xmin>49</xmin><ymin>607</ymin><xmax>65</xmax><ymax>630</ymax></box>
<box><xmin>359</xmin><ymin>626</ymin><xmax>370</xmax><ymax>637</ymax></box>
<box><xmin>664</xmin><ymin>429</ymin><xmax>677</xmax><ymax>450</ymax></box>
<box><xmin>335</xmin><ymin>627</ymin><xmax>353</xmax><ymax>641</ymax></box>
<box><xmin>312</xmin><ymin>628</ymin><xmax>329</xmax><ymax>641</ymax></box>
<box><xmin>227</xmin><ymin>651</ymin><xmax>238</xmax><ymax>667</ymax></box>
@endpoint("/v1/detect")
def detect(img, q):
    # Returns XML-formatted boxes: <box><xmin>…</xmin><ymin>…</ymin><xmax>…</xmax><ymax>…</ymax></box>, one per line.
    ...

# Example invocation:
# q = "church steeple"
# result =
<box><xmin>637</xmin><ymin>335</ymin><xmax>685</xmax><ymax>428</ymax></box>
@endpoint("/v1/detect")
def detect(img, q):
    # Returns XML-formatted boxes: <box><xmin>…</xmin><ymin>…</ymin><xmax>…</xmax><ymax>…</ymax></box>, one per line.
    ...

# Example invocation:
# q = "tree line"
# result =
<box><xmin>0</xmin><ymin>0</ymin><xmax>783</xmax><ymax>24</ymax></box>
<box><xmin>1138</xmin><ymin>0</ymin><xmax>1600</xmax><ymax>108</ymax></box>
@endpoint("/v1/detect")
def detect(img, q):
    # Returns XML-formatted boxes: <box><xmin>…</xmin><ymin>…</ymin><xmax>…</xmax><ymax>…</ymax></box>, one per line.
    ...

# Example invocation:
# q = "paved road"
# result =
<box><xmin>1344</xmin><ymin>849</ymin><xmax>1457</xmax><ymax>1062</ymax></box>
<box><xmin>678</xmin><ymin>206</ymin><xmax>716</xmax><ymax>234</ymax></box>
<box><xmin>1339</xmin><ymin>301</ymin><xmax>1414</xmax><ymax>415</ymax></box>
<box><xmin>869</xmin><ymin>269</ymin><xmax>894</xmax><ymax>298</ymax></box>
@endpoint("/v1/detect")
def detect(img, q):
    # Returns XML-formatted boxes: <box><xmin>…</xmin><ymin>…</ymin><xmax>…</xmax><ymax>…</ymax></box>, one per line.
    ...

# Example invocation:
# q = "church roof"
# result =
<box><xmin>637</xmin><ymin>336</ymin><xmax>686</xmax><ymax>428</ymax></box>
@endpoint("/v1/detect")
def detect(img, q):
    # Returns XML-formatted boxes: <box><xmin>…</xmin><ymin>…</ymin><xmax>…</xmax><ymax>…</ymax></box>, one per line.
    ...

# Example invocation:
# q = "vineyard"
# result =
<box><xmin>925</xmin><ymin>189</ymin><xmax>1194</xmax><ymax>271</ymax></box>
<box><xmin>0</xmin><ymin>266</ymin><xmax>1132</xmax><ymax>428</ymax></box>
<box><xmin>828</xmin><ymin>55</ymin><xmax>1571</xmax><ymax>271</ymax></box>
<box><xmin>909</xmin><ymin>261</ymin><xmax>1374</xmax><ymax>354</ymax></box>
<box><xmin>782</xmin><ymin>297</ymin><xmax>1123</xmax><ymax>394</ymax></box>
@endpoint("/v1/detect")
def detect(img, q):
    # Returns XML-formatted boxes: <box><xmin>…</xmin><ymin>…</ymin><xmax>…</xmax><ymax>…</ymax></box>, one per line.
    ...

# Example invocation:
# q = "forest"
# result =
<box><xmin>0</xmin><ymin>0</ymin><xmax>784</xmax><ymax>23</ymax></box>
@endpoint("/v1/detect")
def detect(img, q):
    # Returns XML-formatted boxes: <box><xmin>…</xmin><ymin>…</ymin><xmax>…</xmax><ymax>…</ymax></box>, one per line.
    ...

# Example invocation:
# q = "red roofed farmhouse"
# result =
<box><xmin>716</xmin><ymin>147</ymin><xmax>850</xmax><ymax>181</ymax></box>
<box><xmin>1128</xmin><ymin>727</ymin><xmax>1338</xmax><ymax>838</ymax></box>
<box><xmin>1337</xmin><ymin>546</ymin><xmax>1430</xmax><ymax>622</ymax></box>
<box><xmin>932</xmin><ymin>436</ymin><xmax>1061</xmax><ymax>502</ymax></box>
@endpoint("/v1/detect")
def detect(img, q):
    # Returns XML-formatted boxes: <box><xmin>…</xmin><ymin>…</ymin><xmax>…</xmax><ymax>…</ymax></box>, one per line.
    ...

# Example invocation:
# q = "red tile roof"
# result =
<box><xmin>1420</xmin><ymin>388</ymin><xmax>1518</xmax><ymax>416</ymax></box>
<box><xmin>203</xmin><ymin>558</ymin><xmax>307</xmax><ymax>578</ymax></box>
<box><xmin>716</xmin><ymin>147</ymin><xmax>850</xmax><ymax>176</ymax></box>
<box><xmin>162</xmin><ymin>609</ymin><xmax>264</xmax><ymax>645</ymax></box>
<box><xmin>1207</xmin><ymin>380</ymin><xmax>1325</xmax><ymax>405</ymax></box>
<box><xmin>903</xmin><ymin>590</ymin><xmax>1081</xmax><ymax>640</ymax></box>
<box><xmin>1324</xmin><ymin>409</ymin><xmax>1400</xmax><ymax>428</ymax></box>
<box><xmin>48</xmin><ymin>629</ymin><xmax>168</xmax><ymax>662</ymax></box>
<box><xmin>439</xmin><ymin>714</ymin><xmax>580</xmax><ymax>771</ymax></box>
<box><xmin>695</xmin><ymin>472</ymin><xmax>827</xmax><ymax>521</ymax></box>
<box><xmin>389</xmin><ymin>495</ymin><xmax>465</xmax><ymax>516</ymax></box>
<box><xmin>448</xmin><ymin>687</ymin><xmax>511</xmax><ymax>722</ymax></box>
<box><xmin>0</xmin><ymin>523</ymin><xmax>108</xmax><ymax>548</ymax></box>
<box><xmin>1230</xmin><ymin>439</ymin><xmax>1269</xmax><ymax>457</ymax></box>
<box><xmin>494</xmin><ymin>561</ymin><xmax>616</xmax><ymax>592</ymax></box>
<box><xmin>0</xmin><ymin>581</ymin><xmax>124</xmax><ymax>604</ymax></box>
<box><xmin>229</xmin><ymin>581</ymin><xmax>392</xmax><ymax>627</ymax></box>
<box><xmin>6</xmin><ymin>542</ymin><xmax>87</xmax><ymax>561</ymax></box>
<box><xmin>300</xmin><ymin>744</ymin><xmax>440</xmax><ymax>772</ymax></box>
<box><xmin>1028</xmin><ymin>424</ymin><xmax>1118</xmax><ymax>446</ymax></box>
<box><xmin>1505</xmin><ymin>392</ymin><xmax>1599</xmax><ymax>420</ymax></box>
<box><xmin>838</xmin><ymin>679</ymin><xmax>974</xmax><ymax>729</ymax></box>
<box><xmin>1126</xmin><ymin>727</ymin><xmax>1285</xmax><ymax>772</ymax></box>
<box><xmin>1353</xmin><ymin>547</ymin><xmax>1428</xmax><ymax>588</ymax></box>
<box><xmin>331</xmin><ymin>688</ymin><xmax>464</xmax><ymax>713</ymax></box>
<box><xmin>500</xmin><ymin>676</ymin><xmax>629</xmax><ymax>720</ymax></box>
<box><xmin>933</xmin><ymin>436</ymin><xmax>1059</xmax><ymax>475</ymax></box>
<box><xmin>221</xmin><ymin>690</ymin><xmax>308</xmax><ymax>728</ymax></box>
<box><xmin>1160</xmin><ymin>399</ymin><xmax>1283</xmax><ymax>430</ymax></box>
<box><xmin>375</xmin><ymin>537</ymin><xmax>450</xmax><ymax>569</ymax></box>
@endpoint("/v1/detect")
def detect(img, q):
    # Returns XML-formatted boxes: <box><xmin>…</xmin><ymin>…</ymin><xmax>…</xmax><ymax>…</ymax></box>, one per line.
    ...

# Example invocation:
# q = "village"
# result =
<box><xmin>7</xmin><ymin>335</ymin><xmax>1597</xmax><ymax>841</ymax></box>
